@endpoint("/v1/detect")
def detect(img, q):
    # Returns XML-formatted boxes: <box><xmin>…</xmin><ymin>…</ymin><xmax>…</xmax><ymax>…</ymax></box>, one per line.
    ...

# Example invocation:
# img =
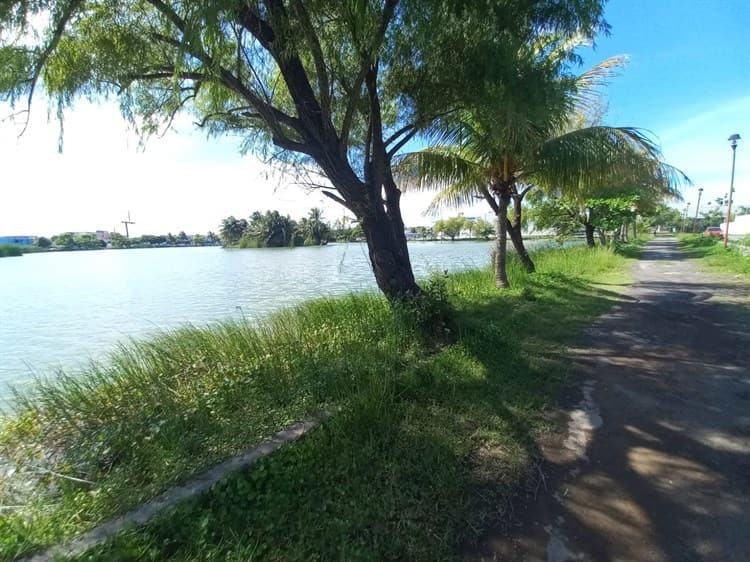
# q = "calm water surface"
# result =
<box><xmin>0</xmin><ymin>240</ymin><xmax>554</xmax><ymax>396</ymax></box>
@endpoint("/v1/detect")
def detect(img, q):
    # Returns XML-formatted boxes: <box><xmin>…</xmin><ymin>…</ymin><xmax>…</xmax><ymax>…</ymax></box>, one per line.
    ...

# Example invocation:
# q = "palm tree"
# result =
<box><xmin>300</xmin><ymin>207</ymin><xmax>329</xmax><ymax>245</ymax></box>
<box><xmin>399</xmin><ymin>41</ymin><xmax>683</xmax><ymax>288</ymax></box>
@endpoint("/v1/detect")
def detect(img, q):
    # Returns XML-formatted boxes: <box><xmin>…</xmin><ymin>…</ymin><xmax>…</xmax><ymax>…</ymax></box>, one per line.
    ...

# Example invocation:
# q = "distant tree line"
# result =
<box><xmin>220</xmin><ymin>208</ymin><xmax>345</xmax><ymax>248</ymax></box>
<box><xmin>38</xmin><ymin>231</ymin><xmax>220</xmax><ymax>251</ymax></box>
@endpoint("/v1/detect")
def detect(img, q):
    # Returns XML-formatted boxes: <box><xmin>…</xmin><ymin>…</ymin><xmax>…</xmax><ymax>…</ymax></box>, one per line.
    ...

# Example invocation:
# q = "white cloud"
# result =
<box><xmin>652</xmin><ymin>96</ymin><xmax>750</xmax><ymax>209</ymax></box>
<box><xmin>1</xmin><ymin>99</ymin><xmax>440</xmax><ymax>237</ymax></box>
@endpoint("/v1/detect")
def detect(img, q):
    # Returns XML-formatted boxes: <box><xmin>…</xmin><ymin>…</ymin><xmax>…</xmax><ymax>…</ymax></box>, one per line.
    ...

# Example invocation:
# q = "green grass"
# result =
<box><xmin>0</xmin><ymin>244</ymin><xmax>24</xmax><ymax>257</ymax></box>
<box><xmin>0</xmin><ymin>246</ymin><xmax>633</xmax><ymax>561</ymax></box>
<box><xmin>678</xmin><ymin>234</ymin><xmax>750</xmax><ymax>276</ymax></box>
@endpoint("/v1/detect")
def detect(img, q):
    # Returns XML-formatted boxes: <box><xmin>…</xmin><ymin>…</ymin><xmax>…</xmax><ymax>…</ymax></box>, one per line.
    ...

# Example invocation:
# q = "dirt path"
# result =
<box><xmin>470</xmin><ymin>238</ymin><xmax>750</xmax><ymax>562</ymax></box>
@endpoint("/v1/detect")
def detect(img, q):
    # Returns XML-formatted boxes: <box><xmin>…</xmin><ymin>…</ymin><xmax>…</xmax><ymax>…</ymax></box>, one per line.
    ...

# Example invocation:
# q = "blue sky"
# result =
<box><xmin>1</xmin><ymin>0</ymin><xmax>749</xmax><ymax>236</ymax></box>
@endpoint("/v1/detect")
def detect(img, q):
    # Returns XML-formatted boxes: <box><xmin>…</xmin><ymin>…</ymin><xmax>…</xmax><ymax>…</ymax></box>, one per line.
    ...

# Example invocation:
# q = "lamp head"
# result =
<box><xmin>728</xmin><ymin>133</ymin><xmax>741</xmax><ymax>148</ymax></box>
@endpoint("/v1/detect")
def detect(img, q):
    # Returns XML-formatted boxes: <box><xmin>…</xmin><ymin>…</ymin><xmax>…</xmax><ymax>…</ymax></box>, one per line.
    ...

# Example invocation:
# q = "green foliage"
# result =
<box><xmin>434</xmin><ymin>216</ymin><xmax>469</xmax><ymax>241</ymax></box>
<box><xmin>392</xmin><ymin>273</ymin><xmax>453</xmax><ymax>341</ymax></box>
<box><xmin>1</xmin><ymin>245</ymin><xmax>633</xmax><ymax>560</ymax></box>
<box><xmin>679</xmin><ymin>235</ymin><xmax>750</xmax><ymax>276</ymax></box>
<box><xmin>471</xmin><ymin>217</ymin><xmax>495</xmax><ymax>239</ymax></box>
<box><xmin>36</xmin><ymin>237</ymin><xmax>52</xmax><ymax>248</ymax></box>
<box><xmin>0</xmin><ymin>244</ymin><xmax>23</xmax><ymax>257</ymax></box>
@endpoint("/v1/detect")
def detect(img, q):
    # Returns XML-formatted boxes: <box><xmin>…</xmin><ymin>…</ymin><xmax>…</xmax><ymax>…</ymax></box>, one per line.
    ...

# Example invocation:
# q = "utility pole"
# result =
<box><xmin>692</xmin><ymin>187</ymin><xmax>703</xmax><ymax>233</ymax></box>
<box><xmin>682</xmin><ymin>203</ymin><xmax>690</xmax><ymax>232</ymax></box>
<box><xmin>121</xmin><ymin>211</ymin><xmax>136</xmax><ymax>239</ymax></box>
<box><xmin>724</xmin><ymin>134</ymin><xmax>741</xmax><ymax>248</ymax></box>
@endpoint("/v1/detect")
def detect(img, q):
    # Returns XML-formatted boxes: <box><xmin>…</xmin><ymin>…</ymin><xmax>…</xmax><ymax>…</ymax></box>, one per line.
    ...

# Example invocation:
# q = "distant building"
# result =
<box><xmin>95</xmin><ymin>230</ymin><xmax>112</xmax><ymax>242</ymax></box>
<box><xmin>722</xmin><ymin>214</ymin><xmax>750</xmax><ymax>236</ymax></box>
<box><xmin>0</xmin><ymin>235</ymin><xmax>34</xmax><ymax>245</ymax></box>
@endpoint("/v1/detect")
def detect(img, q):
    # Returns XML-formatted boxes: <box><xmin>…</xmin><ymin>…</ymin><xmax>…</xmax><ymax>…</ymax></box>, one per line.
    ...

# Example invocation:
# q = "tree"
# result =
<box><xmin>110</xmin><ymin>232</ymin><xmax>130</xmax><ymax>248</ymax></box>
<box><xmin>1</xmin><ymin>0</ymin><xmax>608</xmax><ymax>300</ymax></box>
<box><xmin>52</xmin><ymin>232</ymin><xmax>75</xmax><ymax>249</ymax></box>
<box><xmin>471</xmin><ymin>218</ymin><xmax>494</xmax><ymax>240</ymax></box>
<box><xmin>219</xmin><ymin>216</ymin><xmax>248</xmax><ymax>247</ymax></box>
<box><xmin>298</xmin><ymin>207</ymin><xmax>330</xmax><ymax>246</ymax></box>
<box><xmin>245</xmin><ymin>210</ymin><xmax>296</xmax><ymax>247</ymax></box>
<box><xmin>434</xmin><ymin>216</ymin><xmax>468</xmax><ymax>241</ymax></box>
<box><xmin>36</xmin><ymin>236</ymin><xmax>51</xmax><ymax>248</ymax></box>
<box><xmin>399</xmin><ymin>46</ymin><xmax>682</xmax><ymax>287</ymax></box>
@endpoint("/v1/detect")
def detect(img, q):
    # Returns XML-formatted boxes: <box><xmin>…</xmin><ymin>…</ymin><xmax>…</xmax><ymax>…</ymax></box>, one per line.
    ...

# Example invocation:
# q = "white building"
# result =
<box><xmin>721</xmin><ymin>214</ymin><xmax>750</xmax><ymax>236</ymax></box>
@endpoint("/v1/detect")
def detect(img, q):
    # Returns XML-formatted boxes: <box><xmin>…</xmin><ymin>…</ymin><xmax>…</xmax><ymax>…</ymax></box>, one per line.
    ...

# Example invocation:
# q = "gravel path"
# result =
<box><xmin>471</xmin><ymin>237</ymin><xmax>750</xmax><ymax>562</ymax></box>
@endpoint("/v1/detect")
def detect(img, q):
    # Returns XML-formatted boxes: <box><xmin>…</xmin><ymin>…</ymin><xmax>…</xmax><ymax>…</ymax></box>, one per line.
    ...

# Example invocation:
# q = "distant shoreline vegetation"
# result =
<box><xmin>0</xmin><ymin>244</ymin><xmax>24</xmax><ymax>258</ymax></box>
<box><xmin>219</xmin><ymin>207</ymin><xmax>544</xmax><ymax>248</ymax></box>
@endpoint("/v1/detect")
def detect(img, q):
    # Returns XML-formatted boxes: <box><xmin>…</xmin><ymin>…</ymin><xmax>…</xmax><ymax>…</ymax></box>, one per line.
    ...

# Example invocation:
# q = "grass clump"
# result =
<box><xmin>679</xmin><ymin>234</ymin><xmax>750</xmax><ymax>276</ymax></box>
<box><xmin>0</xmin><ymin>244</ymin><xmax>24</xmax><ymax>257</ymax></box>
<box><xmin>1</xmin><ymin>246</ymin><xmax>631</xmax><ymax>561</ymax></box>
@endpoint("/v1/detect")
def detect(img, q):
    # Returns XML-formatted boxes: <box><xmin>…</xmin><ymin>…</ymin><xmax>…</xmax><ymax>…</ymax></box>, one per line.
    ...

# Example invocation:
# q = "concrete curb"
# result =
<box><xmin>24</xmin><ymin>418</ymin><xmax>323</xmax><ymax>561</ymax></box>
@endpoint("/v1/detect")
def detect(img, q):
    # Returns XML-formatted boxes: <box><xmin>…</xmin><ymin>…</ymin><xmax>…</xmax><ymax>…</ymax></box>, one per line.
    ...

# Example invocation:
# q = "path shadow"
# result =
<box><xmin>465</xmin><ymin>238</ymin><xmax>750</xmax><ymax>561</ymax></box>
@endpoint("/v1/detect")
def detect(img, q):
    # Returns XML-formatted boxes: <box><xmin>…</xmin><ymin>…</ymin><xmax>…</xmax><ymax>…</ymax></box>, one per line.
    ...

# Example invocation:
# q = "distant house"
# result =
<box><xmin>0</xmin><ymin>235</ymin><xmax>34</xmax><ymax>246</ymax></box>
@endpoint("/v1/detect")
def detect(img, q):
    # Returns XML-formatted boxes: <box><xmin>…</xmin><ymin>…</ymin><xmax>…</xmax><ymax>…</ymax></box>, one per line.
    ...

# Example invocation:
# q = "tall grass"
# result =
<box><xmin>0</xmin><ymin>244</ymin><xmax>24</xmax><ymax>257</ymax></box>
<box><xmin>0</xmin><ymin>245</ymin><xmax>632</xmax><ymax>560</ymax></box>
<box><xmin>679</xmin><ymin>234</ymin><xmax>750</xmax><ymax>276</ymax></box>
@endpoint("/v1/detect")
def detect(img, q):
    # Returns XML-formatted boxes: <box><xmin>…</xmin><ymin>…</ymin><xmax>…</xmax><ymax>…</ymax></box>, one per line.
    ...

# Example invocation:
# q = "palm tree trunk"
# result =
<box><xmin>507</xmin><ymin>220</ymin><xmax>535</xmax><ymax>272</ymax></box>
<box><xmin>495</xmin><ymin>198</ymin><xmax>510</xmax><ymax>288</ymax></box>
<box><xmin>508</xmin><ymin>194</ymin><xmax>535</xmax><ymax>272</ymax></box>
<box><xmin>585</xmin><ymin>223</ymin><xmax>596</xmax><ymax>247</ymax></box>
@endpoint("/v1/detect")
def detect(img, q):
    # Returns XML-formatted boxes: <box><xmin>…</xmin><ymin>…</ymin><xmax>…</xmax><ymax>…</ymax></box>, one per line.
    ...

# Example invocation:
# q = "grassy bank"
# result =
<box><xmin>678</xmin><ymin>234</ymin><xmax>750</xmax><ymax>276</ymax></box>
<box><xmin>1</xmin><ymin>246</ymin><xmax>632</xmax><ymax>560</ymax></box>
<box><xmin>0</xmin><ymin>244</ymin><xmax>24</xmax><ymax>257</ymax></box>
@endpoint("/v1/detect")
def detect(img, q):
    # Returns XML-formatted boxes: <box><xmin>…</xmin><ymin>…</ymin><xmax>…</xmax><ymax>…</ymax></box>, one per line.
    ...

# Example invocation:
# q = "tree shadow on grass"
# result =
<box><xmin>66</xmin><ymin>272</ymin><xmax>631</xmax><ymax>562</ymax></box>
<box><xmin>467</xmin><ymin>251</ymin><xmax>750</xmax><ymax>561</ymax></box>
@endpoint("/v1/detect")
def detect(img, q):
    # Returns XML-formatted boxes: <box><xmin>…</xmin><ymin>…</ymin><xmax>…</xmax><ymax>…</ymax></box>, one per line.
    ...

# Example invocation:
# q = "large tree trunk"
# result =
<box><xmin>361</xmin><ymin>213</ymin><xmax>419</xmax><ymax>298</ymax></box>
<box><xmin>585</xmin><ymin>222</ymin><xmax>596</xmax><ymax>247</ymax></box>
<box><xmin>495</xmin><ymin>197</ymin><xmax>510</xmax><ymax>288</ymax></box>
<box><xmin>507</xmin><ymin>194</ymin><xmax>535</xmax><ymax>272</ymax></box>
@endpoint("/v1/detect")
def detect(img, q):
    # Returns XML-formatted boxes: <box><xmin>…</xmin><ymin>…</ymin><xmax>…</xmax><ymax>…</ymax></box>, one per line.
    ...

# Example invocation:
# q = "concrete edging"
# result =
<box><xmin>25</xmin><ymin>418</ymin><xmax>323</xmax><ymax>562</ymax></box>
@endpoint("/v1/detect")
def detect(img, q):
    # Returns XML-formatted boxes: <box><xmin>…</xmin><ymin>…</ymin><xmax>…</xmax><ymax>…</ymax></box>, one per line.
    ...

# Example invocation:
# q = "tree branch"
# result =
<box><xmin>290</xmin><ymin>0</ymin><xmax>331</xmax><ymax>120</ymax></box>
<box><xmin>322</xmin><ymin>189</ymin><xmax>349</xmax><ymax>208</ymax></box>
<box><xmin>387</xmin><ymin>128</ymin><xmax>418</xmax><ymax>159</ymax></box>
<box><xmin>480</xmin><ymin>186</ymin><xmax>500</xmax><ymax>214</ymax></box>
<box><xmin>21</xmin><ymin>0</ymin><xmax>84</xmax><ymax>135</ymax></box>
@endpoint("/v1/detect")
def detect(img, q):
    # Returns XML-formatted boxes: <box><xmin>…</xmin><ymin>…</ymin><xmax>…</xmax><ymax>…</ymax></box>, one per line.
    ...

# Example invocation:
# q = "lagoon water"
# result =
<box><xmin>0</xmin><ymin>240</ymin><xmax>555</xmax><ymax>398</ymax></box>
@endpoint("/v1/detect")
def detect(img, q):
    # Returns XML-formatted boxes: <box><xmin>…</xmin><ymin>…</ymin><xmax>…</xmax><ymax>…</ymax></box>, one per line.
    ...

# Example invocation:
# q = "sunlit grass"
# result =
<box><xmin>679</xmin><ymin>234</ymin><xmax>750</xmax><ymax>276</ymax></box>
<box><xmin>0</xmin><ymin>246</ymin><xmax>633</xmax><ymax>560</ymax></box>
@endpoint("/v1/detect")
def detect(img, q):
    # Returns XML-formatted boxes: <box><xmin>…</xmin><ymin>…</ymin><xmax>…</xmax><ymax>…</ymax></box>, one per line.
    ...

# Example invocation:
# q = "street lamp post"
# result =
<box><xmin>724</xmin><ymin>134</ymin><xmax>741</xmax><ymax>248</ymax></box>
<box><xmin>682</xmin><ymin>203</ymin><xmax>691</xmax><ymax>232</ymax></box>
<box><xmin>692</xmin><ymin>187</ymin><xmax>703</xmax><ymax>233</ymax></box>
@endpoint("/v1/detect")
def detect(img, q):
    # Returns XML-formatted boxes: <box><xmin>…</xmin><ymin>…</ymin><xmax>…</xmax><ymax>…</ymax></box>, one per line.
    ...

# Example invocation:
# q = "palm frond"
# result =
<box><xmin>528</xmin><ymin>126</ymin><xmax>661</xmax><ymax>194</ymax></box>
<box><xmin>425</xmin><ymin>177</ymin><xmax>488</xmax><ymax>214</ymax></box>
<box><xmin>395</xmin><ymin>146</ymin><xmax>487</xmax><ymax>192</ymax></box>
<box><xmin>572</xmin><ymin>55</ymin><xmax>629</xmax><ymax>113</ymax></box>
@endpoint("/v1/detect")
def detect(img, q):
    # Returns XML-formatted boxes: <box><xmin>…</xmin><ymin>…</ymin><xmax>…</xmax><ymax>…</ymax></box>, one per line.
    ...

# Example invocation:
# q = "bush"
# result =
<box><xmin>0</xmin><ymin>244</ymin><xmax>24</xmax><ymax>257</ymax></box>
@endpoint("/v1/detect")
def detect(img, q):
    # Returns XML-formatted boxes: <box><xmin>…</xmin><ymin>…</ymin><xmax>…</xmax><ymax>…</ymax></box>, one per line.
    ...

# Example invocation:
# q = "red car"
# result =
<box><xmin>703</xmin><ymin>226</ymin><xmax>723</xmax><ymax>237</ymax></box>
